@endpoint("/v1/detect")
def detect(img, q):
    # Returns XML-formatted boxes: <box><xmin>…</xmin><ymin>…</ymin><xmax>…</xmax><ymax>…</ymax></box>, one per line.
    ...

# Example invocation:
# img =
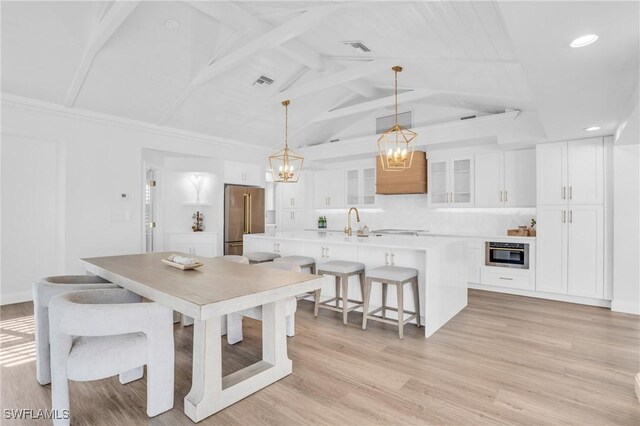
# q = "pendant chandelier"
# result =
<box><xmin>377</xmin><ymin>66</ymin><xmax>417</xmax><ymax>172</ymax></box>
<box><xmin>269</xmin><ymin>100</ymin><xmax>304</xmax><ymax>183</ymax></box>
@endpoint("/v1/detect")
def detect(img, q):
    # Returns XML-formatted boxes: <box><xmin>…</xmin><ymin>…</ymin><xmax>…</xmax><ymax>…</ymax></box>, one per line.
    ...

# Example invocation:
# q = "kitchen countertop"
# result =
<box><xmin>247</xmin><ymin>231</ymin><xmax>471</xmax><ymax>251</ymax></box>
<box><xmin>303</xmin><ymin>229</ymin><xmax>535</xmax><ymax>243</ymax></box>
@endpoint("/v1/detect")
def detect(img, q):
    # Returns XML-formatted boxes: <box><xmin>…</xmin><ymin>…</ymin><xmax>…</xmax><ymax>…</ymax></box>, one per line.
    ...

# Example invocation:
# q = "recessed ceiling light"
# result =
<box><xmin>164</xmin><ymin>19</ymin><xmax>180</xmax><ymax>31</ymax></box>
<box><xmin>585</xmin><ymin>126</ymin><xmax>601</xmax><ymax>131</ymax></box>
<box><xmin>570</xmin><ymin>34</ymin><xmax>598</xmax><ymax>48</ymax></box>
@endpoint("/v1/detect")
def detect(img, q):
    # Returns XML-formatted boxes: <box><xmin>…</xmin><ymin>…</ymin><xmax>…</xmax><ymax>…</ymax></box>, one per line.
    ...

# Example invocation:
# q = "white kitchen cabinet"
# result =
<box><xmin>475</xmin><ymin>150</ymin><xmax>535</xmax><ymax>207</ymax></box>
<box><xmin>537</xmin><ymin>138</ymin><xmax>603</xmax><ymax>206</ymax></box>
<box><xmin>314</xmin><ymin>169</ymin><xmax>345</xmax><ymax>208</ymax></box>
<box><xmin>346</xmin><ymin>167</ymin><xmax>376</xmax><ymax>206</ymax></box>
<box><xmin>279</xmin><ymin>174</ymin><xmax>306</xmax><ymax>209</ymax></box>
<box><xmin>536</xmin><ymin>205</ymin><xmax>603</xmax><ymax>298</ymax></box>
<box><xmin>536</xmin><ymin>206</ymin><xmax>567</xmax><ymax>294</ymax></box>
<box><xmin>279</xmin><ymin>209</ymin><xmax>305</xmax><ymax>232</ymax></box>
<box><xmin>165</xmin><ymin>232</ymin><xmax>217</xmax><ymax>258</ymax></box>
<box><xmin>429</xmin><ymin>156</ymin><xmax>474</xmax><ymax>207</ymax></box>
<box><xmin>224</xmin><ymin>160</ymin><xmax>264</xmax><ymax>186</ymax></box>
<box><xmin>566</xmin><ymin>205</ymin><xmax>604</xmax><ymax>298</ymax></box>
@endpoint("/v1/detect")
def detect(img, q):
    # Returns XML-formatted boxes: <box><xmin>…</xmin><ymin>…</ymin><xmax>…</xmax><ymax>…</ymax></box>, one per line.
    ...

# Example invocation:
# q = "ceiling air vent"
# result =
<box><xmin>342</xmin><ymin>40</ymin><xmax>372</xmax><ymax>52</ymax></box>
<box><xmin>253</xmin><ymin>75</ymin><xmax>274</xmax><ymax>86</ymax></box>
<box><xmin>376</xmin><ymin>111</ymin><xmax>413</xmax><ymax>134</ymax></box>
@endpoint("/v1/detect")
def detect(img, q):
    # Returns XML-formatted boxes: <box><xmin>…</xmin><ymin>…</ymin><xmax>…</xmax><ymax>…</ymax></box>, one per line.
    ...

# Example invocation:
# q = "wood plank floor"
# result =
<box><xmin>1</xmin><ymin>289</ymin><xmax>638</xmax><ymax>425</ymax></box>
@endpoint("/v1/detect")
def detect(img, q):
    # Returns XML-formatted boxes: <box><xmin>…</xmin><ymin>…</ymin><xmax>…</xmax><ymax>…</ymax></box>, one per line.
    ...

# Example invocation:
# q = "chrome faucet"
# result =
<box><xmin>344</xmin><ymin>207</ymin><xmax>360</xmax><ymax>236</ymax></box>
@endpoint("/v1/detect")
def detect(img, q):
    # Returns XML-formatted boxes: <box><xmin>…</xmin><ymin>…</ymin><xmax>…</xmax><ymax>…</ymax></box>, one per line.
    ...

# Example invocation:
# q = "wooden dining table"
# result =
<box><xmin>82</xmin><ymin>252</ymin><xmax>330</xmax><ymax>423</ymax></box>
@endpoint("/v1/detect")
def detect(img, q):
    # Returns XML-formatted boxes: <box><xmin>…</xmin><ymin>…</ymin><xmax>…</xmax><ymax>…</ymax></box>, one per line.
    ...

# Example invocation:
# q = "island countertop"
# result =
<box><xmin>246</xmin><ymin>231</ymin><xmax>470</xmax><ymax>251</ymax></box>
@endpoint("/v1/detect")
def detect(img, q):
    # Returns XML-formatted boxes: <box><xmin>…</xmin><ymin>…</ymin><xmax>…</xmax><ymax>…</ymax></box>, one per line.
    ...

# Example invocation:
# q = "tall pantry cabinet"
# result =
<box><xmin>536</xmin><ymin>137</ymin><xmax>606</xmax><ymax>299</ymax></box>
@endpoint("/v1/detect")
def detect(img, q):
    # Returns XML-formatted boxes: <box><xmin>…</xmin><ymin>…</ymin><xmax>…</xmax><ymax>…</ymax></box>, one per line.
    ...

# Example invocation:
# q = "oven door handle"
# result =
<box><xmin>490</xmin><ymin>247</ymin><xmax>525</xmax><ymax>252</ymax></box>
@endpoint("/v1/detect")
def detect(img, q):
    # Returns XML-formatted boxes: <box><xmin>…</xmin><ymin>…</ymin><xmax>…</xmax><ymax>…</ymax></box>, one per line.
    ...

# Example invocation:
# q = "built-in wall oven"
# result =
<box><xmin>485</xmin><ymin>242</ymin><xmax>530</xmax><ymax>269</ymax></box>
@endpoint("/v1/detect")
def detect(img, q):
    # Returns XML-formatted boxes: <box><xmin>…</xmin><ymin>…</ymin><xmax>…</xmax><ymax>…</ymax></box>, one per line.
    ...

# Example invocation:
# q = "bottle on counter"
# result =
<box><xmin>318</xmin><ymin>216</ymin><xmax>323</xmax><ymax>229</ymax></box>
<box><xmin>323</xmin><ymin>216</ymin><xmax>327</xmax><ymax>229</ymax></box>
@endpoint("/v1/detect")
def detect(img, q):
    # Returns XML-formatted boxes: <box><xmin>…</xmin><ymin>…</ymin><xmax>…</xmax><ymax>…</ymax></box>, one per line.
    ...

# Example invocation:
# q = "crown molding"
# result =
<box><xmin>1</xmin><ymin>93</ymin><xmax>271</xmax><ymax>154</ymax></box>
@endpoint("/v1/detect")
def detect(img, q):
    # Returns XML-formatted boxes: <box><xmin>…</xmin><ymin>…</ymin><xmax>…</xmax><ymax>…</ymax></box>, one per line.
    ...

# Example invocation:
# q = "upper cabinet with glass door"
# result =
<box><xmin>428</xmin><ymin>156</ymin><xmax>474</xmax><ymax>207</ymax></box>
<box><xmin>346</xmin><ymin>167</ymin><xmax>376</xmax><ymax>206</ymax></box>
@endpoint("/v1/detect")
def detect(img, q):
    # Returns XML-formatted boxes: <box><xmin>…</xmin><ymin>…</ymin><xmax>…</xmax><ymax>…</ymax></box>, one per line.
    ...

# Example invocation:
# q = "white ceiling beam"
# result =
<box><xmin>64</xmin><ymin>1</ymin><xmax>140</xmax><ymax>107</ymax></box>
<box><xmin>272</xmin><ymin>60</ymin><xmax>391</xmax><ymax>101</ymax></box>
<box><xmin>312</xmin><ymin>90</ymin><xmax>438</xmax><ymax>123</ymax></box>
<box><xmin>160</xmin><ymin>3</ymin><xmax>343</xmax><ymax>125</ymax></box>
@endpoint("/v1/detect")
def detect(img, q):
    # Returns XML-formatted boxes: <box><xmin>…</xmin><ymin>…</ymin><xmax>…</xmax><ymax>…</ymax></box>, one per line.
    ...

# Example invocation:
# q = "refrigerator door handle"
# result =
<box><xmin>248</xmin><ymin>193</ymin><xmax>252</xmax><ymax>233</ymax></box>
<box><xmin>243</xmin><ymin>194</ymin><xmax>249</xmax><ymax>234</ymax></box>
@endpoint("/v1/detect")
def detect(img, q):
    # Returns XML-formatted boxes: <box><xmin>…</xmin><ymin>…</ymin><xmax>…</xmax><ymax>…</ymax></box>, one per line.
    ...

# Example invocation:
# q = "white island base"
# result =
<box><xmin>245</xmin><ymin>232</ymin><xmax>469</xmax><ymax>337</ymax></box>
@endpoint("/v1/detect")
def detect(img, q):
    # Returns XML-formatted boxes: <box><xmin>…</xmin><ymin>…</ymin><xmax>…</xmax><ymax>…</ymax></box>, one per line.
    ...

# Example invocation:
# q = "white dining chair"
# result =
<box><xmin>33</xmin><ymin>275</ymin><xmax>118</xmax><ymax>385</ymax></box>
<box><xmin>226</xmin><ymin>262</ymin><xmax>301</xmax><ymax>345</ymax></box>
<box><xmin>48</xmin><ymin>288</ymin><xmax>174</xmax><ymax>425</ymax></box>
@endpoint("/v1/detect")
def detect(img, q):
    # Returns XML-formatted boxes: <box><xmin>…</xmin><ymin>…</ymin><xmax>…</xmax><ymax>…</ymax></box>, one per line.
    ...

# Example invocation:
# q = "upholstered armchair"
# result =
<box><xmin>226</xmin><ymin>261</ymin><xmax>300</xmax><ymax>345</ymax></box>
<box><xmin>48</xmin><ymin>288</ymin><xmax>174</xmax><ymax>425</ymax></box>
<box><xmin>33</xmin><ymin>275</ymin><xmax>118</xmax><ymax>385</ymax></box>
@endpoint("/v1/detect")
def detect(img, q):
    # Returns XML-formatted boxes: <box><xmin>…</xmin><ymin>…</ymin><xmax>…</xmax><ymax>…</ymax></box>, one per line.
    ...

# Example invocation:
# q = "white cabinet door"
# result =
<box><xmin>346</xmin><ymin>169</ymin><xmax>360</xmax><ymax>205</ymax></box>
<box><xmin>536</xmin><ymin>143</ymin><xmax>567</xmax><ymax>206</ymax></box>
<box><xmin>280</xmin><ymin>174</ymin><xmax>305</xmax><ymax>209</ymax></box>
<box><xmin>536</xmin><ymin>206</ymin><xmax>567</xmax><ymax>294</ymax></box>
<box><xmin>224</xmin><ymin>161</ymin><xmax>264</xmax><ymax>186</ymax></box>
<box><xmin>474</xmin><ymin>152</ymin><xmax>503</xmax><ymax>207</ymax></box>
<box><xmin>314</xmin><ymin>170</ymin><xmax>345</xmax><ymax>208</ymax></box>
<box><xmin>567</xmin><ymin>205</ymin><xmax>603</xmax><ymax>298</ymax></box>
<box><xmin>504</xmin><ymin>149</ymin><xmax>536</xmax><ymax>207</ymax></box>
<box><xmin>279</xmin><ymin>210</ymin><xmax>304</xmax><ymax>232</ymax></box>
<box><xmin>361</xmin><ymin>167</ymin><xmax>376</xmax><ymax>205</ymax></box>
<box><xmin>567</xmin><ymin>138</ymin><xmax>603</xmax><ymax>205</ymax></box>
<box><xmin>429</xmin><ymin>159</ymin><xmax>449</xmax><ymax>205</ymax></box>
<box><xmin>451</xmin><ymin>157</ymin><xmax>474</xmax><ymax>206</ymax></box>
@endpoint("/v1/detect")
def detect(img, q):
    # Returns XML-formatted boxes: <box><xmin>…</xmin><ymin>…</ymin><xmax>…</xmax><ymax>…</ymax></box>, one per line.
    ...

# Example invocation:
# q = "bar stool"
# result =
<box><xmin>362</xmin><ymin>266</ymin><xmax>420</xmax><ymax>339</ymax></box>
<box><xmin>275</xmin><ymin>255</ymin><xmax>317</xmax><ymax>301</ymax></box>
<box><xmin>243</xmin><ymin>252</ymin><xmax>281</xmax><ymax>264</ymax></box>
<box><xmin>315</xmin><ymin>261</ymin><xmax>366</xmax><ymax>325</ymax></box>
<box><xmin>274</xmin><ymin>255</ymin><xmax>316</xmax><ymax>274</ymax></box>
<box><xmin>216</xmin><ymin>255</ymin><xmax>249</xmax><ymax>264</ymax></box>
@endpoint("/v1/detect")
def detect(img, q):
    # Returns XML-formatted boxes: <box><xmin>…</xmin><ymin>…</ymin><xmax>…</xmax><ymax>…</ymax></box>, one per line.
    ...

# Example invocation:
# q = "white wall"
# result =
<box><xmin>1</xmin><ymin>98</ymin><xmax>269</xmax><ymax>304</ymax></box>
<box><xmin>612</xmin><ymin>100</ymin><xmax>640</xmax><ymax>314</ymax></box>
<box><xmin>1</xmin><ymin>135</ymin><xmax>61</xmax><ymax>304</ymax></box>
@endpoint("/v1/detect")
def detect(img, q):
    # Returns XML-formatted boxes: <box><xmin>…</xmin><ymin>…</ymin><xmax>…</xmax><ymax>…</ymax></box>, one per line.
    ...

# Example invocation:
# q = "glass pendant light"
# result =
<box><xmin>269</xmin><ymin>100</ymin><xmax>304</xmax><ymax>183</ymax></box>
<box><xmin>377</xmin><ymin>66</ymin><xmax>417</xmax><ymax>172</ymax></box>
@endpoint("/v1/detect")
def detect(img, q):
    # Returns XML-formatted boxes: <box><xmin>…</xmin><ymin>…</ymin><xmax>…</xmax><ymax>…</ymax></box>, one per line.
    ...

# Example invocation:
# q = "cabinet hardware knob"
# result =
<box><xmin>569</xmin><ymin>186</ymin><xmax>573</xmax><ymax>200</ymax></box>
<box><xmin>499</xmin><ymin>277</ymin><xmax>513</xmax><ymax>280</ymax></box>
<box><xmin>500</xmin><ymin>190</ymin><xmax>503</xmax><ymax>202</ymax></box>
<box><xmin>391</xmin><ymin>253</ymin><xmax>396</xmax><ymax>266</ymax></box>
<box><xmin>505</xmin><ymin>191</ymin><xmax>508</xmax><ymax>203</ymax></box>
<box><xmin>385</xmin><ymin>252</ymin><xmax>389</xmax><ymax>265</ymax></box>
<box><xmin>562</xmin><ymin>186</ymin><xmax>566</xmax><ymax>200</ymax></box>
<box><xmin>569</xmin><ymin>210</ymin><xmax>573</xmax><ymax>223</ymax></box>
<box><xmin>562</xmin><ymin>210</ymin><xmax>566</xmax><ymax>223</ymax></box>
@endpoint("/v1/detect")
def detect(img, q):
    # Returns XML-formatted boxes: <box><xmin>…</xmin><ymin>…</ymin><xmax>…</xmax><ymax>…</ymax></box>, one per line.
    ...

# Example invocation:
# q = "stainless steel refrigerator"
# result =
<box><xmin>224</xmin><ymin>185</ymin><xmax>265</xmax><ymax>255</ymax></box>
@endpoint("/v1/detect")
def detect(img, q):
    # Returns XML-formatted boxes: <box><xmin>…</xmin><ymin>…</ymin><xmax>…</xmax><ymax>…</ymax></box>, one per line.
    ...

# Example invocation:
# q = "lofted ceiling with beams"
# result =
<box><xmin>2</xmin><ymin>1</ymin><xmax>638</xmax><ymax>152</ymax></box>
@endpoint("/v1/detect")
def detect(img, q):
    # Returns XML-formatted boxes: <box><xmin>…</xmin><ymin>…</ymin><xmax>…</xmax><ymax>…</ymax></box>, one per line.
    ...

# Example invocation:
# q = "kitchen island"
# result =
<box><xmin>244</xmin><ymin>231</ymin><xmax>469</xmax><ymax>337</ymax></box>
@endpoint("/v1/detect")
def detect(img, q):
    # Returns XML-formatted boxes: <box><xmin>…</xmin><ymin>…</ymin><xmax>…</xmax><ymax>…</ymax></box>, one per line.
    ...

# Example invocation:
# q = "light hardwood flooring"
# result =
<box><xmin>1</xmin><ymin>290</ymin><xmax>639</xmax><ymax>425</ymax></box>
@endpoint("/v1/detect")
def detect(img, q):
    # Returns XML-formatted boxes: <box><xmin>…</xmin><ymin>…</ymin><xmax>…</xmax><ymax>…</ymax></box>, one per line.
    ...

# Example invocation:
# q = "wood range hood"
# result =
<box><xmin>375</xmin><ymin>150</ymin><xmax>428</xmax><ymax>195</ymax></box>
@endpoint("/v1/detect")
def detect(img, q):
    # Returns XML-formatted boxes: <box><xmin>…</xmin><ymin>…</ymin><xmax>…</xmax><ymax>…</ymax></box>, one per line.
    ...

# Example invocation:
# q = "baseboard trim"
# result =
<box><xmin>468</xmin><ymin>283</ymin><xmax>611</xmax><ymax>308</ymax></box>
<box><xmin>1</xmin><ymin>291</ymin><xmax>33</xmax><ymax>306</ymax></box>
<box><xmin>611</xmin><ymin>300</ymin><xmax>640</xmax><ymax>315</ymax></box>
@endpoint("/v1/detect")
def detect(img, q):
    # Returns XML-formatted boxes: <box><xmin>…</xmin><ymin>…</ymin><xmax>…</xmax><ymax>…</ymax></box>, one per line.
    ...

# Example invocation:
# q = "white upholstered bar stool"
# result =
<box><xmin>362</xmin><ymin>266</ymin><xmax>420</xmax><ymax>339</ymax></box>
<box><xmin>244</xmin><ymin>252</ymin><xmax>281</xmax><ymax>264</ymax></box>
<box><xmin>275</xmin><ymin>255</ymin><xmax>317</xmax><ymax>300</ymax></box>
<box><xmin>215</xmin><ymin>255</ymin><xmax>250</xmax><ymax>264</ymax></box>
<box><xmin>227</xmin><ymin>262</ymin><xmax>300</xmax><ymax>344</ymax></box>
<box><xmin>48</xmin><ymin>288</ymin><xmax>174</xmax><ymax>425</ymax></box>
<box><xmin>315</xmin><ymin>261</ymin><xmax>366</xmax><ymax>325</ymax></box>
<box><xmin>33</xmin><ymin>275</ymin><xmax>118</xmax><ymax>385</ymax></box>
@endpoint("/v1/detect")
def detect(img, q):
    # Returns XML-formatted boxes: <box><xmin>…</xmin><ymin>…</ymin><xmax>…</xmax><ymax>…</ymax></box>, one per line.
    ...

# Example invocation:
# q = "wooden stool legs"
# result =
<box><xmin>314</xmin><ymin>271</ymin><xmax>365</xmax><ymax>325</ymax></box>
<box><xmin>362</xmin><ymin>276</ymin><xmax>421</xmax><ymax>339</ymax></box>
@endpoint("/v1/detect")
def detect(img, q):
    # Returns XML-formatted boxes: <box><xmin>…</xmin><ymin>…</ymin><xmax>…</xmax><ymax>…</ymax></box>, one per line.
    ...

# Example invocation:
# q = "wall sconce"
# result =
<box><xmin>190</xmin><ymin>174</ymin><xmax>204</xmax><ymax>203</ymax></box>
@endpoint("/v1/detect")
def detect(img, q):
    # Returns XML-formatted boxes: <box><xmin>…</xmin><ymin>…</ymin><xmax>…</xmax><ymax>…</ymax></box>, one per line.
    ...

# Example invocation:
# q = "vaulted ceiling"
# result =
<box><xmin>2</xmin><ymin>1</ymin><xmax>638</xmax><ymax>152</ymax></box>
